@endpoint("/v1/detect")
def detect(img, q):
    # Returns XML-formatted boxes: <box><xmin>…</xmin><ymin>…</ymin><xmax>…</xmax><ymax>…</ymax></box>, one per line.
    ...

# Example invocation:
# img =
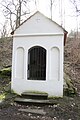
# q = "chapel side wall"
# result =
<box><xmin>48</xmin><ymin>35</ymin><xmax>64</xmax><ymax>97</ymax></box>
<box><xmin>11</xmin><ymin>35</ymin><xmax>64</xmax><ymax>97</ymax></box>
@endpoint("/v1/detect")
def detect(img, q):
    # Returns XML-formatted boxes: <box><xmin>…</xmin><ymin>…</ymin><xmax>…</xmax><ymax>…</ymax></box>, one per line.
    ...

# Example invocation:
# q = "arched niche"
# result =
<box><xmin>50</xmin><ymin>47</ymin><xmax>60</xmax><ymax>81</ymax></box>
<box><xmin>27</xmin><ymin>46</ymin><xmax>46</xmax><ymax>80</ymax></box>
<box><xmin>15</xmin><ymin>47</ymin><xmax>24</xmax><ymax>79</ymax></box>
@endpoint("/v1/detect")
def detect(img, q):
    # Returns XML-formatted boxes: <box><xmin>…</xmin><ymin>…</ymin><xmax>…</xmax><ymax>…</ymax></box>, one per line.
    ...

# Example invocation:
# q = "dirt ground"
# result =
<box><xmin>0</xmin><ymin>97</ymin><xmax>80</xmax><ymax>120</ymax></box>
<box><xmin>0</xmin><ymin>95</ymin><xmax>80</xmax><ymax>120</ymax></box>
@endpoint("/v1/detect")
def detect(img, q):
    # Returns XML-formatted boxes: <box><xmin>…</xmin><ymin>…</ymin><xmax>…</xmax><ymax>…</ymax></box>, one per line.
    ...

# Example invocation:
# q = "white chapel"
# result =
<box><xmin>11</xmin><ymin>11</ymin><xmax>67</xmax><ymax>97</ymax></box>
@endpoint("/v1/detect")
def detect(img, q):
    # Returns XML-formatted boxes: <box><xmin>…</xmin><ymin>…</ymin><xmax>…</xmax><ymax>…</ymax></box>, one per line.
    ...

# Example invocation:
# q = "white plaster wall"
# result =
<box><xmin>15</xmin><ymin>12</ymin><xmax>64</xmax><ymax>35</ymax></box>
<box><xmin>12</xmin><ymin>35</ymin><xmax>64</xmax><ymax>97</ymax></box>
<box><xmin>50</xmin><ymin>47</ymin><xmax>60</xmax><ymax>81</ymax></box>
<box><xmin>15</xmin><ymin>47</ymin><xmax>24</xmax><ymax>79</ymax></box>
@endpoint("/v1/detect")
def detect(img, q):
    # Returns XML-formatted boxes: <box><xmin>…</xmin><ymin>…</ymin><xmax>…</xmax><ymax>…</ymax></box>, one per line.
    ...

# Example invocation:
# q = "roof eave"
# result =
<box><xmin>64</xmin><ymin>31</ymin><xmax>68</xmax><ymax>46</ymax></box>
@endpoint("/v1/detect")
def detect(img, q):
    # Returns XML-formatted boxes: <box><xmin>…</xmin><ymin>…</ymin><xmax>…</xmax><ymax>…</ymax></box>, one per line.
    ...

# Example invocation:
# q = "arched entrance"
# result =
<box><xmin>27</xmin><ymin>46</ymin><xmax>46</xmax><ymax>80</ymax></box>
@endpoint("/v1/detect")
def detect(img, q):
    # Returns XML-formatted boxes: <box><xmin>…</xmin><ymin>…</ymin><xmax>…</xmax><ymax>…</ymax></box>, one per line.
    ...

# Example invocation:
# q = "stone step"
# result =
<box><xmin>18</xmin><ymin>108</ymin><xmax>46</xmax><ymax>115</ymax></box>
<box><xmin>21</xmin><ymin>92</ymin><xmax>48</xmax><ymax>100</ymax></box>
<box><xmin>14</xmin><ymin>97</ymin><xmax>56</xmax><ymax>105</ymax></box>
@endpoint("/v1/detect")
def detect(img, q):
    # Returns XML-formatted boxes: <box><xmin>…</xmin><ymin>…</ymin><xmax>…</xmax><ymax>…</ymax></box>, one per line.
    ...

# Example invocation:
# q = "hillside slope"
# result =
<box><xmin>64</xmin><ymin>37</ymin><xmax>80</xmax><ymax>93</ymax></box>
<box><xmin>0</xmin><ymin>37</ymin><xmax>13</xmax><ymax>69</ymax></box>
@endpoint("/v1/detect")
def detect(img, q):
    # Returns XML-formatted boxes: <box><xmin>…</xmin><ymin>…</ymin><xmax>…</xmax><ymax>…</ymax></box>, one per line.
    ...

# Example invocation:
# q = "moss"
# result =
<box><xmin>0</xmin><ymin>93</ymin><xmax>6</xmax><ymax>100</ymax></box>
<box><xmin>64</xmin><ymin>87</ymin><xmax>77</xmax><ymax>97</ymax></box>
<box><xmin>48</xmin><ymin>96</ymin><xmax>63</xmax><ymax>99</ymax></box>
<box><xmin>11</xmin><ymin>89</ymin><xmax>19</xmax><ymax>95</ymax></box>
<box><xmin>24</xmin><ymin>90</ymin><xmax>48</xmax><ymax>95</ymax></box>
<box><xmin>0</xmin><ymin>67</ymin><xmax>11</xmax><ymax>76</ymax></box>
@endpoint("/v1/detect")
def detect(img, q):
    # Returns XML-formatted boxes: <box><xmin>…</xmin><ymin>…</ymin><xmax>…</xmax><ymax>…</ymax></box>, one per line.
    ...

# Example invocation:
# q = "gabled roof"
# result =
<box><xmin>11</xmin><ymin>11</ymin><xmax>68</xmax><ymax>45</ymax></box>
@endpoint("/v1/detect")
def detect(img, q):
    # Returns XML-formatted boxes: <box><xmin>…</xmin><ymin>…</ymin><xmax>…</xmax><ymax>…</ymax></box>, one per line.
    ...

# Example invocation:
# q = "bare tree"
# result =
<box><xmin>50</xmin><ymin>0</ymin><xmax>55</xmax><ymax>19</ymax></box>
<box><xmin>67</xmin><ymin>30</ymin><xmax>80</xmax><ymax>66</ymax></box>
<box><xmin>0</xmin><ymin>20</ymin><xmax>8</xmax><ymax>38</ymax></box>
<box><xmin>69</xmin><ymin>0</ymin><xmax>80</xmax><ymax>36</ymax></box>
<box><xmin>1</xmin><ymin>0</ymin><xmax>36</xmax><ymax>31</ymax></box>
<box><xmin>70</xmin><ymin>0</ymin><xmax>80</xmax><ymax>15</ymax></box>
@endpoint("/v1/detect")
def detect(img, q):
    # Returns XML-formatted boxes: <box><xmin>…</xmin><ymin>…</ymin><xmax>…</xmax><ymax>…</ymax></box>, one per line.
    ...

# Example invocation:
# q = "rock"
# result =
<box><xmin>4</xmin><ymin>82</ymin><xmax>11</xmax><ymax>92</ymax></box>
<box><xmin>64</xmin><ymin>73</ymin><xmax>77</xmax><ymax>96</ymax></box>
<box><xmin>18</xmin><ymin>108</ymin><xmax>46</xmax><ymax>115</ymax></box>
